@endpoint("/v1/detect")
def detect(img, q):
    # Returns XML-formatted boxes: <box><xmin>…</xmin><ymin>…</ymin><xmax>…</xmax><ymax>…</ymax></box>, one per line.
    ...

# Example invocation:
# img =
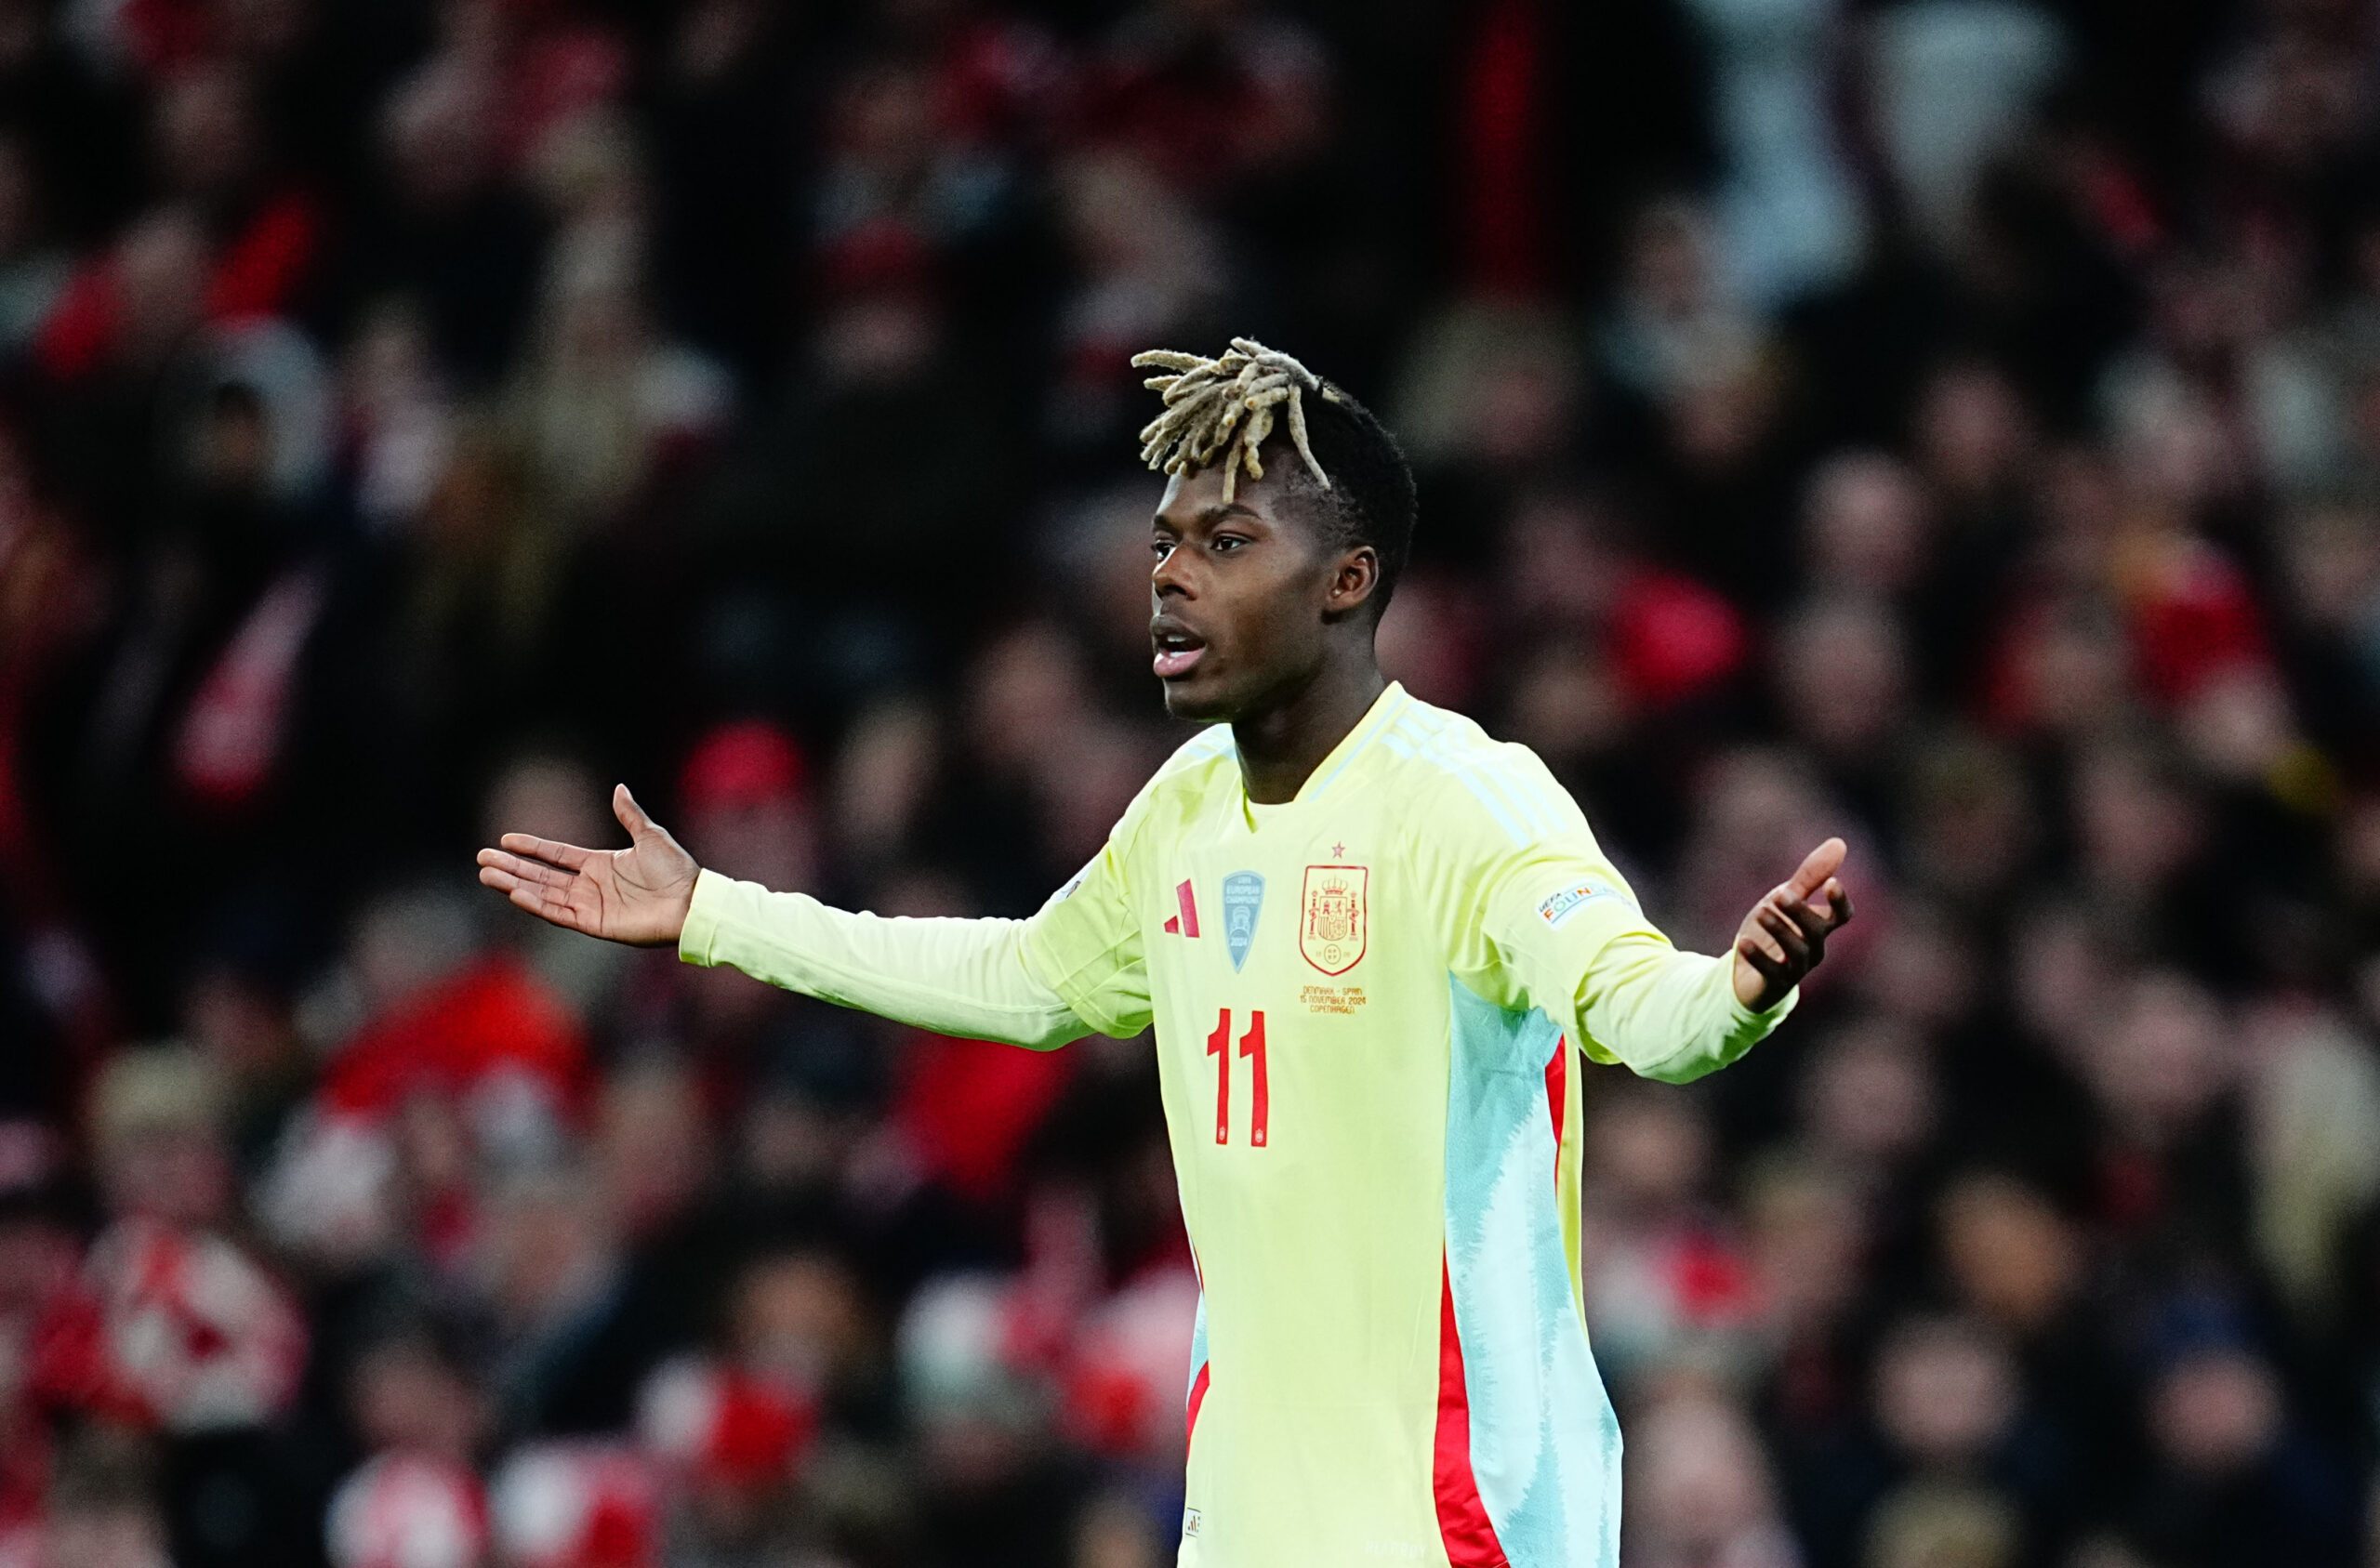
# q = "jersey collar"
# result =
<box><xmin>1238</xmin><ymin>680</ymin><xmax>1409</xmax><ymax>810</ymax></box>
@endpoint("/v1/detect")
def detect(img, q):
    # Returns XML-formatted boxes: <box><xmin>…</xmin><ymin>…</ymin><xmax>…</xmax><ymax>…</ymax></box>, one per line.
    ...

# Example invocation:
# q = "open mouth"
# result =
<box><xmin>1152</xmin><ymin>622</ymin><xmax>1208</xmax><ymax>679</ymax></box>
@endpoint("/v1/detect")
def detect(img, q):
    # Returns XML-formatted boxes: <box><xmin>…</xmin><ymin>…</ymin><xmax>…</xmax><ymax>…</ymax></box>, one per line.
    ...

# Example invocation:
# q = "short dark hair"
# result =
<box><xmin>1273</xmin><ymin>381</ymin><xmax>1417</xmax><ymax>617</ymax></box>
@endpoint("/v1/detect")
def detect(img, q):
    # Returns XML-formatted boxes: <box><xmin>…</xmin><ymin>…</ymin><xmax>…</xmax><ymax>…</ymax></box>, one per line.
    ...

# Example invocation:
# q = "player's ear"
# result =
<box><xmin>1326</xmin><ymin>546</ymin><xmax>1380</xmax><ymax>618</ymax></box>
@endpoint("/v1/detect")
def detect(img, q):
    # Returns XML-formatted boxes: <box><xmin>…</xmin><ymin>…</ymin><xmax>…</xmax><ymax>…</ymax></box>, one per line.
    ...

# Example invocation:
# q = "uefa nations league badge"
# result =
<box><xmin>1222</xmin><ymin>872</ymin><xmax>1263</xmax><ymax>970</ymax></box>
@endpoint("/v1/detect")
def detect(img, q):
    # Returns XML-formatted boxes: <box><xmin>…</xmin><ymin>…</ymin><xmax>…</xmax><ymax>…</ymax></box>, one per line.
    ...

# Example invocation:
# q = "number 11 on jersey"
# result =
<box><xmin>1206</xmin><ymin>1008</ymin><xmax>1268</xmax><ymax>1146</ymax></box>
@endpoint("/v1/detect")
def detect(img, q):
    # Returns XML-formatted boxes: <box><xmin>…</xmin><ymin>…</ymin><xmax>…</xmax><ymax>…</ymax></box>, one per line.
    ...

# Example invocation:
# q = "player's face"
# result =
<box><xmin>1148</xmin><ymin>465</ymin><xmax>1350</xmax><ymax>722</ymax></box>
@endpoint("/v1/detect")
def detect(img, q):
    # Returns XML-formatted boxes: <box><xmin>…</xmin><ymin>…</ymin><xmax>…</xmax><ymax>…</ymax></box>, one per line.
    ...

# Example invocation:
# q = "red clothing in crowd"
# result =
<box><xmin>34</xmin><ymin>191</ymin><xmax>324</xmax><ymax>381</ymax></box>
<box><xmin>322</xmin><ymin>954</ymin><xmax>589</xmax><ymax>1124</ymax></box>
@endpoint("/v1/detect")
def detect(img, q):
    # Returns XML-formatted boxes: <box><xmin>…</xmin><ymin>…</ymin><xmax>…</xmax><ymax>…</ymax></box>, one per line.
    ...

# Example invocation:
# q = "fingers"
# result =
<box><xmin>1777</xmin><ymin>895</ymin><xmax>1832</xmax><ymax>957</ymax></box>
<box><xmin>1785</xmin><ymin>837</ymin><xmax>1848</xmax><ymax>900</ymax></box>
<box><xmin>1737</xmin><ymin>935</ymin><xmax>1793</xmax><ymax>992</ymax></box>
<box><xmin>1821</xmin><ymin>877</ymin><xmax>1855</xmax><ymax>929</ymax></box>
<box><xmin>1739</xmin><ymin>848</ymin><xmax>1852</xmax><ymax>1006</ymax></box>
<box><xmin>1741</xmin><ymin>903</ymin><xmax>1793</xmax><ymax>967</ymax></box>
<box><xmin>614</xmin><ymin>784</ymin><xmax>655</xmax><ymax>842</ymax></box>
<box><xmin>477</xmin><ymin>847</ymin><xmax>577</xmax><ymax>889</ymax></box>
<box><xmin>476</xmin><ymin>865</ymin><xmax>585</xmax><ymax>931</ymax></box>
<box><xmin>1755</xmin><ymin>905</ymin><xmax>1811</xmax><ymax>969</ymax></box>
<box><xmin>495</xmin><ymin>833</ymin><xmax>593</xmax><ymax>871</ymax></box>
<box><xmin>477</xmin><ymin>861</ymin><xmax>556</xmax><ymax>901</ymax></box>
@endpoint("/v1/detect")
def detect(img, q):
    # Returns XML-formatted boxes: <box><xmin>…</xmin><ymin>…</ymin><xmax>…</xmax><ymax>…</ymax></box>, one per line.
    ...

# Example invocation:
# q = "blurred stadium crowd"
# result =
<box><xmin>4</xmin><ymin>0</ymin><xmax>2380</xmax><ymax>1565</ymax></box>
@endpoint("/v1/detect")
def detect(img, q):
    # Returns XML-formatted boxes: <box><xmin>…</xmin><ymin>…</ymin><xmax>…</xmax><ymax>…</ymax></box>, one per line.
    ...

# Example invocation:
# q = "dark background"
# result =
<box><xmin>4</xmin><ymin>0</ymin><xmax>2380</xmax><ymax>1565</ymax></box>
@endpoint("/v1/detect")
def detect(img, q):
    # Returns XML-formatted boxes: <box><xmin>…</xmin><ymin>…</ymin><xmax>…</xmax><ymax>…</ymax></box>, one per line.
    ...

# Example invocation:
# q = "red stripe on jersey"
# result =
<box><xmin>1434</xmin><ymin>1258</ymin><xmax>1509</xmax><ymax>1567</ymax></box>
<box><xmin>1187</xmin><ymin>1361</ymin><xmax>1211</xmax><ymax>1443</ymax></box>
<box><xmin>1544</xmin><ymin>1038</ymin><xmax>1567</xmax><ymax>1187</ymax></box>
<box><xmin>1175</xmin><ymin>879</ymin><xmax>1201</xmax><ymax>937</ymax></box>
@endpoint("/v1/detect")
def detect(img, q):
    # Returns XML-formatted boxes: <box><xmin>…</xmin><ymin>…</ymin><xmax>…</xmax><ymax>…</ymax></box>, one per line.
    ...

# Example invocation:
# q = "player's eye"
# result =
<box><xmin>1151</xmin><ymin>539</ymin><xmax>1176</xmax><ymax>560</ymax></box>
<box><xmin>1212</xmin><ymin>534</ymin><xmax>1247</xmax><ymax>553</ymax></box>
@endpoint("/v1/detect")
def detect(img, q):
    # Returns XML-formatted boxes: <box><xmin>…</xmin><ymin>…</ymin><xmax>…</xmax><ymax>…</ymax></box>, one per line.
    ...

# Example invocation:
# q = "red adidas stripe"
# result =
<box><xmin>1187</xmin><ymin>1361</ymin><xmax>1211</xmax><ymax>1443</ymax></box>
<box><xmin>1544</xmin><ymin>1038</ymin><xmax>1567</xmax><ymax>1188</ymax></box>
<box><xmin>1435</xmin><ymin>1258</ymin><xmax>1508</xmax><ymax>1566</ymax></box>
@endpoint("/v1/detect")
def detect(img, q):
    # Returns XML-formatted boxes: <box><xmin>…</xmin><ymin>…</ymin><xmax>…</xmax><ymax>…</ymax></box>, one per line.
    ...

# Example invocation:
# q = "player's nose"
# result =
<box><xmin>1151</xmin><ymin>545</ymin><xmax>1194</xmax><ymax>598</ymax></box>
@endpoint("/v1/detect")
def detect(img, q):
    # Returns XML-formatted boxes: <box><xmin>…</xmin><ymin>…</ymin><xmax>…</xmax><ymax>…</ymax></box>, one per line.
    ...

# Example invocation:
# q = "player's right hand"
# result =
<box><xmin>476</xmin><ymin>784</ymin><xmax>699</xmax><ymax>947</ymax></box>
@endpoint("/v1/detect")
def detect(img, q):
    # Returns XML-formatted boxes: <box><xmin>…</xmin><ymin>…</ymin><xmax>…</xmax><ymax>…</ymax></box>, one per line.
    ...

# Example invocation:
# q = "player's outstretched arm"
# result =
<box><xmin>1729</xmin><ymin>837</ymin><xmax>1855</xmax><ymax>1012</ymax></box>
<box><xmin>482</xmin><ymin>779</ymin><xmax>1144</xmax><ymax>1052</ymax></box>
<box><xmin>1539</xmin><ymin>834</ymin><xmax>1854</xmax><ymax>1084</ymax></box>
<box><xmin>481</xmin><ymin>786</ymin><xmax>1118</xmax><ymax>1050</ymax></box>
<box><xmin>476</xmin><ymin>784</ymin><xmax>699</xmax><ymax>947</ymax></box>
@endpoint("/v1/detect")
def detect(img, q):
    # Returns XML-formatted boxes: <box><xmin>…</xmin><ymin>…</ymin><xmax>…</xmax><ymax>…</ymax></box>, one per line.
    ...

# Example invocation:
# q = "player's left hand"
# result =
<box><xmin>1731</xmin><ymin>837</ymin><xmax>1853</xmax><ymax>1011</ymax></box>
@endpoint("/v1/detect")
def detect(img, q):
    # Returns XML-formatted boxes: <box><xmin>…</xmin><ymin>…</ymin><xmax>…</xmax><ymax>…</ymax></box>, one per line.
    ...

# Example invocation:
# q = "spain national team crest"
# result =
<box><xmin>1300</xmin><ymin>864</ymin><xmax>1368</xmax><ymax>975</ymax></box>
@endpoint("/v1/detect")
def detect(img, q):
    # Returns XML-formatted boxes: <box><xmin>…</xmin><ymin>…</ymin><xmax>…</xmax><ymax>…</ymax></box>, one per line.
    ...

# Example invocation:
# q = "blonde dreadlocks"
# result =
<box><xmin>1130</xmin><ymin>338</ymin><xmax>1337</xmax><ymax>504</ymax></box>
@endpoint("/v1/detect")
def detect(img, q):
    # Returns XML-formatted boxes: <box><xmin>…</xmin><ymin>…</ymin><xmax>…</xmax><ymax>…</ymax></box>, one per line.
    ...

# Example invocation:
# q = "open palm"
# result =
<box><xmin>476</xmin><ymin>784</ymin><xmax>700</xmax><ymax>946</ymax></box>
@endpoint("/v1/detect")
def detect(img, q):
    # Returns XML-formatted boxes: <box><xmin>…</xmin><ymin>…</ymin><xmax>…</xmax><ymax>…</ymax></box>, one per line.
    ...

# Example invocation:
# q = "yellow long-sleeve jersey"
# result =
<box><xmin>680</xmin><ymin>683</ymin><xmax>1794</xmax><ymax>1568</ymax></box>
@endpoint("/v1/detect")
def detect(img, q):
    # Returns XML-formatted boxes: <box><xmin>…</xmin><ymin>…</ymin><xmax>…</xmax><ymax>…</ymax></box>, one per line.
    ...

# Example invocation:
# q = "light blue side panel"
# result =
<box><xmin>1185</xmin><ymin>1289</ymin><xmax>1209</xmax><ymax>1404</ymax></box>
<box><xmin>1443</xmin><ymin>979</ymin><xmax>1624</xmax><ymax>1568</ymax></box>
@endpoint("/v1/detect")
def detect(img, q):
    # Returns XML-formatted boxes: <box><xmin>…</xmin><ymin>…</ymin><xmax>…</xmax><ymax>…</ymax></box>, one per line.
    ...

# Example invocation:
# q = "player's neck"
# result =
<box><xmin>1230</xmin><ymin>657</ymin><xmax>1387</xmax><ymax>806</ymax></box>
